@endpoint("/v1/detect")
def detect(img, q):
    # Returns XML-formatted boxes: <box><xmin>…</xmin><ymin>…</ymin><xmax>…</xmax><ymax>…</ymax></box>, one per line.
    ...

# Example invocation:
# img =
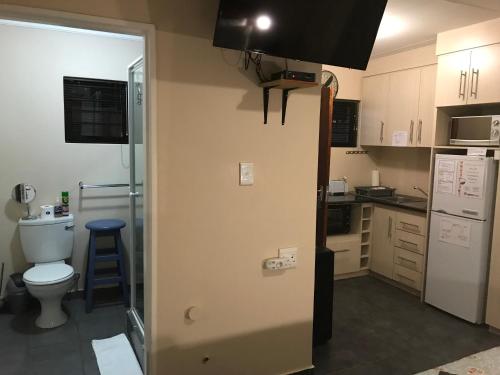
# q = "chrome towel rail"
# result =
<box><xmin>79</xmin><ymin>182</ymin><xmax>129</xmax><ymax>190</ymax></box>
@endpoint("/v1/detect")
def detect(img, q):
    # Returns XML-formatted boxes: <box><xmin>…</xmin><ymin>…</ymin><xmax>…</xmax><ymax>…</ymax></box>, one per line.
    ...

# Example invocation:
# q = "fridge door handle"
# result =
<box><xmin>462</xmin><ymin>209</ymin><xmax>479</xmax><ymax>216</ymax></box>
<box><xmin>435</xmin><ymin>209</ymin><xmax>449</xmax><ymax>215</ymax></box>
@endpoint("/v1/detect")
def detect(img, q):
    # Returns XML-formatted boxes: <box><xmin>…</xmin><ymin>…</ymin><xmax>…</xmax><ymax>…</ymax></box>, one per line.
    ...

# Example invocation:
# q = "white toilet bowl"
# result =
<box><xmin>23</xmin><ymin>262</ymin><xmax>75</xmax><ymax>329</ymax></box>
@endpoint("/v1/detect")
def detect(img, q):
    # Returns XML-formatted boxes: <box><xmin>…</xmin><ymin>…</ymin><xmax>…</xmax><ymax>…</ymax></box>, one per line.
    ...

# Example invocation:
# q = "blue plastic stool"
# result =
<box><xmin>84</xmin><ymin>219</ymin><xmax>129</xmax><ymax>313</ymax></box>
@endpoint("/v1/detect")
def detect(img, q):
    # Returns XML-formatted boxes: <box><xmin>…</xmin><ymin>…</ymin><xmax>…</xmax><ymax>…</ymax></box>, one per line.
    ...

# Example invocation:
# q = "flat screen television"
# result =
<box><xmin>213</xmin><ymin>0</ymin><xmax>387</xmax><ymax>71</ymax></box>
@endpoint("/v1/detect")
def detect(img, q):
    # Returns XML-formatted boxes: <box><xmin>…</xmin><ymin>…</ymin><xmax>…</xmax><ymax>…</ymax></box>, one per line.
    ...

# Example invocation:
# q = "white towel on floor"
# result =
<box><xmin>92</xmin><ymin>333</ymin><xmax>143</xmax><ymax>375</ymax></box>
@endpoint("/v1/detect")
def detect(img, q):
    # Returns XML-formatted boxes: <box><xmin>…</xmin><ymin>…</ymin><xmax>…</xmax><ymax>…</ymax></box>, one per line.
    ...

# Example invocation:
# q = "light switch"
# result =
<box><xmin>239</xmin><ymin>162</ymin><xmax>254</xmax><ymax>186</ymax></box>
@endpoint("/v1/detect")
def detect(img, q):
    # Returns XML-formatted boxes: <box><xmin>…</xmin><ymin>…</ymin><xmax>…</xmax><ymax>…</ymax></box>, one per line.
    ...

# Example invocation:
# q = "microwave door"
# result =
<box><xmin>450</xmin><ymin>117</ymin><xmax>495</xmax><ymax>146</ymax></box>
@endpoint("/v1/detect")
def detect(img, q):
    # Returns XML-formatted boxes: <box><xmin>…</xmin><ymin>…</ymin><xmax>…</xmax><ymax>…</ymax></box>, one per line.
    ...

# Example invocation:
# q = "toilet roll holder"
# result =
<box><xmin>11</xmin><ymin>183</ymin><xmax>37</xmax><ymax>220</ymax></box>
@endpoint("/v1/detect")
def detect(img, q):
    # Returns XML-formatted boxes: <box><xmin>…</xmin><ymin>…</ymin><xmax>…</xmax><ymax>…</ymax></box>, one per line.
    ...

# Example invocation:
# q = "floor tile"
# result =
<box><xmin>314</xmin><ymin>276</ymin><xmax>500</xmax><ymax>374</ymax></box>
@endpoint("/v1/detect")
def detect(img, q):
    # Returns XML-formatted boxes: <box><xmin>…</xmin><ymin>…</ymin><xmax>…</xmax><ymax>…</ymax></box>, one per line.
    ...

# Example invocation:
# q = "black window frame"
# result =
<box><xmin>331</xmin><ymin>99</ymin><xmax>359</xmax><ymax>148</ymax></box>
<box><xmin>63</xmin><ymin>76</ymin><xmax>128</xmax><ymax>144</ymax></box>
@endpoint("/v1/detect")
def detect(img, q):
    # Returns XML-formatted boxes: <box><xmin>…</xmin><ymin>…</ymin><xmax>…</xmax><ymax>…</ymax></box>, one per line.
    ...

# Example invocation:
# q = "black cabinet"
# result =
<box><xmin>313</xmin><ymin>246</ymin><xmax>334</xmax><ymax>346</ymax></box>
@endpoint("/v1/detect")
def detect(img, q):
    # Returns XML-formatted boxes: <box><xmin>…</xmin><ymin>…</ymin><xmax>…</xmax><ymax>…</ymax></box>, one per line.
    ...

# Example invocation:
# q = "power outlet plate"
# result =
<box><xmin>279</xmin><ymin>247</ymin><xmax>298</xmax><ymax>268</ymax></box>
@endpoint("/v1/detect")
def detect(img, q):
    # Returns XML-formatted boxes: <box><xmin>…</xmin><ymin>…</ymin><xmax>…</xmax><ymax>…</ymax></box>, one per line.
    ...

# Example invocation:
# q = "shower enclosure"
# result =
<box><xmin>127</xmin><ymin>57</ymin><xmax>146</xmax><ymax>368</ymax></box>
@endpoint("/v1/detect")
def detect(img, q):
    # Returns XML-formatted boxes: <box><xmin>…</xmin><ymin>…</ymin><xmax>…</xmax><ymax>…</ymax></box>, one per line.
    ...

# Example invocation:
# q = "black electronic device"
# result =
<box><xmin>270</xmin><ymin>70</ymin><xmax>316</xmax><ymax>83</ymax></box>
<box><xmin>213</xmin><ymin>0</ymin><xmax>388</xmax><ymax>70</ymax></box>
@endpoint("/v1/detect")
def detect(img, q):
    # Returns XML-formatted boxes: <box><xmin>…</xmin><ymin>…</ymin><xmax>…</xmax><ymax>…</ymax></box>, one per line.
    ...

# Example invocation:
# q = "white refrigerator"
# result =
<box><xmin>425</xmin><ymin>154</ymin><xmax>497</xmax><ymax>323</ymax></box>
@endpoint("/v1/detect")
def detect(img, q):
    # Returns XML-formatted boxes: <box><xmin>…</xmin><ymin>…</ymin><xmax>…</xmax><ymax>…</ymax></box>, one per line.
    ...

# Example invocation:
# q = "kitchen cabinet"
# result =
<box><xmin>417</xmin><ymin>65</ymin><xmax>437</xmax><ymax>147</ymax></box>
<box><xmin>435</xmin><ymin>50</ymin><xmax>471</xmax><ymax>107</ymax></box>
<box><xmin>386</xmin><ymin>69</ymin><xmax>421</xmax><ymax>146</ymax></box>
<box><xmin>469</xmin><ymin>44</ymin><xmax>500</xmax><ymax>105</ymax></box>
<box><xmin>327</xmin><ymin>239</ymin><xmax>361</xmax><ymax>276</ymax></box>
<box><xmin>371</xmin><ymin>205</ymin><xmax>395</xmax><ymax>278</ymax></box>
<box><xmin>371</xmin><ymin>205</ymin><xmax>427</xmax><ymax>292</ymax></box>
<box><xmin>435</xmin><ymin>44</ymin><xmax>500</xmax><ymax>106</ymax></box>
<box><xmin>360</xmin><ymin>74</ymin><xmax>389</xmax><ymax>146</ymax></box>
<box><xmin>360</xmin><ymin>65</ymin><xmax>436</xmax><ymax>147</ymax></box>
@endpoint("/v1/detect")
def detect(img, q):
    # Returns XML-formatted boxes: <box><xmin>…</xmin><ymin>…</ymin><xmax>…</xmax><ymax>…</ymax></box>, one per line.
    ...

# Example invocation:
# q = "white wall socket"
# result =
<box><xmin>279</xmin><ymin>247</ymin><xmax>298</xmax><ymax>267</ymax></box>
<box><xmin>239</xmin><ymin>162</ymin><xmax>254</xmax><ymax>186</ymax></box>
<box><xmin>263</xmin><ymin>247</ymin><xmax>298</xmax><ymax>271</ymax></box>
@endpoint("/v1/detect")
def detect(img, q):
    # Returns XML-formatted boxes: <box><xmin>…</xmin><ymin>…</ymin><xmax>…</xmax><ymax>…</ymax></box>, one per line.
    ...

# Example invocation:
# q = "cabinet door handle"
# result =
<box><xmin>459</xmin><ymin>70</ymin><xmax>467</xmax><ymax>99</ymax></box>
<box><xmin>409</xmin><ymin>120</ymin><xmax>414</xmax><ymax>144</ymax></box>
<box><xmin>400</xmin><ymin>221</ymin><xmax>420</xmax><ymax>234</ymax></box>
<box><xmin>388</xmin><ymin>216</ymin><xmax>392</xmax><ymax>239</ymax></box>
<box><xmin>335</xmin><ymin>249</ymin><xmax>350</xmax><ymax>253</ymax></box>
<box><xmin>380</xmin><ymin>121</ymin><xmax>384</xmax><ymax>143</ymax></box>
<box><xmin>399</xmin><ymin>240</ymin><xmax>419</xmax><ymax>252</ymax></box>
<box><xmin>418</xmin><ymin>120</ymin><xmax>422</xmax><ymax>144</ymax></box>
<box><xmin>471</xmin><ymin>69</ymin><xmax>479</xmax><ymax>99</ymax></box>
<box><xmin>396</xmin><ymin>273</ymin><xmax>415</xmax><ymax>285</ymax></box>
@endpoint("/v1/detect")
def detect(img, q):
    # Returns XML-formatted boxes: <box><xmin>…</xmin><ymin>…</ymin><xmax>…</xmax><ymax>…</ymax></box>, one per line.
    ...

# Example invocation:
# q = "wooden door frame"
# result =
<box><xmin>316</xmin><ymin>86</ymin><xmax>334</xmax><ymax>247</ymax></box>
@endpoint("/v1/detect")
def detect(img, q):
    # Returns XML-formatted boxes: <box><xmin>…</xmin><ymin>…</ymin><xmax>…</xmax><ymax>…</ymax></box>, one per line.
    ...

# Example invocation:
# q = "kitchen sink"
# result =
<box><xmin>379</xmin><ymin>195</ymin><xmax>427</xmax><ymax>204</ymax></box>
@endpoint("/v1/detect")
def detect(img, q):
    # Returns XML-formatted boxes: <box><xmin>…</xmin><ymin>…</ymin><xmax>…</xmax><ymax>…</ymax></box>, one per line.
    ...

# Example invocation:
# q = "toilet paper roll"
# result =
<box><xmin>40</xmin><ymin>205</ymin><xmax>55</xmax><ymax>219</ymax></box>
<box><xmin>371</xmin><ymin>170</ymin><xmax>380</xmax><ymax>187</ymax></box>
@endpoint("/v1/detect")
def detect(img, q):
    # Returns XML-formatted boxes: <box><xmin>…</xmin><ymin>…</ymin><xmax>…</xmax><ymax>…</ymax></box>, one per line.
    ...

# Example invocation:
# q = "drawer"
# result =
<box><xmin>326</xmin><ymin>239</ymin><xmax>361</xmax><ymax>276</ymax></box>
<box><xmin>393</xmin><ymin>229</ymin><xmax>426</xmax><ymax>255</ymax></box>
<box><xmin>396</xmin><ymin>211</ymin><xmax>427</xmax><ymax>236</ymax></box>
<box><xmin>394</xmin><ymin>247</ymin><xmax>423</xmax><ymax>273</ymax></box>
<box><xmin>393</xmin><ymin>264</ymin><xmax>422</xmax><ymax>291</ymax></box>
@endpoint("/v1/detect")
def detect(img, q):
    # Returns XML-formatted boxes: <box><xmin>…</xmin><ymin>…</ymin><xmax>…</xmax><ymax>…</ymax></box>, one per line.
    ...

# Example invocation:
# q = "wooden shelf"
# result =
<box><xmin>259</xmin><ymin>79</ymin><xmax>318</xmax><ymax>90</ymax></box>
<box><xmin>326</xmin><ymin>233</ymin><xmax>361</xmax><ymax>244</ymax></box>
<box><xmin>259</xmin><ymin>79</ymin><xmax>319</xmax><ymax>125</ymax></box>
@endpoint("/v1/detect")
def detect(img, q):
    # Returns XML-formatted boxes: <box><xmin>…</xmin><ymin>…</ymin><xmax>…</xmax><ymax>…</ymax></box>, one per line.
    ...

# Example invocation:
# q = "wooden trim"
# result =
<box><xmin>370</xmin><ymin>272</ymin><xmax>421</xmax><ymax>297</ymax></box>
<box><xmin>316</xmin><ymin>86</ymin><xmax>334</xmax><ymax>247</ymax></box>
<box><xmin>289</xmin><ymin>367</ymin><xmax>315</xmax><ymax>375</ymax></box>
<box><xmin>334</xmin><ymin>269</ymin><xmax>369</xmax><ymax>281</ymax></box>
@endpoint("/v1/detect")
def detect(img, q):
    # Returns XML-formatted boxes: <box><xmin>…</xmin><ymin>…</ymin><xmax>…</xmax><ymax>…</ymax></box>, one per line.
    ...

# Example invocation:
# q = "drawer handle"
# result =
<box><xmin>396</xmin><ymin>273</ymin><xmax>415</xmax><ymax>285</ymax></box>
<box><xmin>335</xmin><ymin>249</ymin><xmax>350</xmax><ymax>253</ymax></box>
<box><xmin>400</xmin><ymin>222</ymin><xmax>420</xmax><ymax>233</ymax></box>
<box><xmin>399</xmin><ymin>239</ymin><xmax>418</xmax><ymax>251</ymax></box>
<box><xmin>398</xmin><ymin>256</ymin><xmax>417</xmax><ymax>264</ymax></box>
<box><xmin>398</xmin><ymin>257</ymin><xmax>418</xmax><ymax>271</ymax></box>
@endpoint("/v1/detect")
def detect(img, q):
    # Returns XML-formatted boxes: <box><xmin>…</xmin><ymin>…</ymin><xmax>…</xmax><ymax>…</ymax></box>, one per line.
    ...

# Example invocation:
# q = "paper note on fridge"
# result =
<box><xmin>436</xmin><ymin>159</ymin><xmax>456</xmax><ymax>195</ymax></box>
<box><xmin>456</xmin><ymin>160</ymin><xmax>485</xmax><ymax>199</ymax></box>
<box><xmin>439</xmin><ymin>217</ymin><xmax>471</xmax><ymax>248</ymax></box>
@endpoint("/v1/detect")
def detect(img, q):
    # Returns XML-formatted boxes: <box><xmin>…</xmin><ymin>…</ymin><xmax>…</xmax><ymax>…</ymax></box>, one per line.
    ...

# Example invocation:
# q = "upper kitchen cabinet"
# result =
<box><xmin>360</xmin><ymin>74</ymin><xmax>390</xmax><ymax>146</ymax></box>
<box><xmin>417</xmin><ymin>65</ymin><xmax>437</xmax><ymax>147</ymax></box>
<box><xmin>435</xmin><ymin>44</ymin><xmax>500</xmax><ymax>106</ymax></box>
<box><xmin>386</xmin><ymin>69</ymin><xmax>420</xmax><ymax>146</ymax></box>
<box><xmin>435</xmin><ymin>50</ymin><xmax>471</xmax><ymax>107</ymax></box>
<box><xmin>468</xmin><ymin>44</ymin><xmax>500</xmax><ymax>105</ymax></box>
<box><xmin>360</xmin><ymin>66</ymin><xmax>436</xmax><ymax>147</ymax></box>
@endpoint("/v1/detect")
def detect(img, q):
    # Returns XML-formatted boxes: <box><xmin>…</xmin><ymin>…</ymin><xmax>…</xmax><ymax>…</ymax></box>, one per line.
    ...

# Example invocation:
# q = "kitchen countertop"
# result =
<box><xmin>327</xmin><ymin>192</ymin><xmax>428</xmax><ymax>213</ymax></box>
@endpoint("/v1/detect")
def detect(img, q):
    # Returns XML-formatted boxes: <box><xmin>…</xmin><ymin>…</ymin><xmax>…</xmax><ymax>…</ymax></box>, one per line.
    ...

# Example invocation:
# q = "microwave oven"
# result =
<box><xmin>450</xmin><ymin>115</ymin><xmax>500</xmax><ymax>146</ymax></box>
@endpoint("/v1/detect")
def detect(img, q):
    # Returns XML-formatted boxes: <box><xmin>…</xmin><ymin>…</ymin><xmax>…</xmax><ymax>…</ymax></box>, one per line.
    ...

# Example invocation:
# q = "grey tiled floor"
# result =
<box><xmin>0</xmin><ymin>297</ymin><xmax>127</xmax><ymax>375</ymax></box>
<box><xmin>313</xmin><ymin>276</ymin><xmax>500</xmax><ymax>375</ymax></box>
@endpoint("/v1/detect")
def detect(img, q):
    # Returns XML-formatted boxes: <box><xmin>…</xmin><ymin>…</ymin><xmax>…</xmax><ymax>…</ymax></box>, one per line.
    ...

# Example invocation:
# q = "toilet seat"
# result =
<box><xmin>23</xmin><ymin>263</ymin><xmax>74</xmax><ymax>285</ymax></box>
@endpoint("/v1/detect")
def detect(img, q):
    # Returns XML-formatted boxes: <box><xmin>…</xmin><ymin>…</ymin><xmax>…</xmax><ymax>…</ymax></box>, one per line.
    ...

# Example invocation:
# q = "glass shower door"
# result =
<box><xmin>127</xmin><ymin>57</ymin><xmax>145</xmax><ymax>368</ymax></box>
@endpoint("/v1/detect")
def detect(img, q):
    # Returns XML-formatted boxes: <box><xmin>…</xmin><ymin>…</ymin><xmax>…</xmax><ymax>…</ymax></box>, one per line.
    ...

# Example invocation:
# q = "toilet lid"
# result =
<box><xmin>23</xmin><ymin>263</ymin><xmax>74</xmax><ymax>285</ymax></box>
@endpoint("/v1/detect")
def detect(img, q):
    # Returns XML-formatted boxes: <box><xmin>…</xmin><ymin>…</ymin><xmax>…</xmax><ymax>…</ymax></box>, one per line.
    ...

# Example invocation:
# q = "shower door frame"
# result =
<box><xmin>0</xmin><ymin>5</ymin><xmax>158</xmax><ymax>374</ymax></box>
<box><xmin>127</xmin><ymin>56</ymin><xmax>146</xmax><ymax>369</ymax></box>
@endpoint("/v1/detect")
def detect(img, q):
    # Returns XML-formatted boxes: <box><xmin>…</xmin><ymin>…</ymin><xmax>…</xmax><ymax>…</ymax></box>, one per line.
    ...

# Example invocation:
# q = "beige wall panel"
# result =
<box><xmin>370</xmin><ymin>148</ymin><xmax>431</xmax><ymax>196</ymax></box>
<box><xmin>436</xmin><ymin>17</ymin><xmax>500</xmax><ymax>56</ymax></box>
<box><xmin>0</xmin><ymin>1</ymin><xmax>321</xmax><ymax>374</ymax></box>
<box><xmin>365</xmin><ymin>44</ymin><xmax>437</xmax><ymax>77</ymax></box>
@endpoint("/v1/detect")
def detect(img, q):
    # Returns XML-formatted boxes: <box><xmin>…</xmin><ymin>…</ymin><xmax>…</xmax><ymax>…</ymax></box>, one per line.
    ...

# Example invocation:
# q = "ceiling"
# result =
<box><xmin>372</xmin><ymin>0</ymin><xmax>500</xmax><ymax>57</ymax></box>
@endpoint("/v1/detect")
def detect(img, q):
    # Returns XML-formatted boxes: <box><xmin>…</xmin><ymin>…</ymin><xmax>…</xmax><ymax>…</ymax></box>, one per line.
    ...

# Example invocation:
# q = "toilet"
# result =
<box><xmin>19</xmin><ymin>214</ymin><xmax>75</xmax><ymax>329</ymax></box>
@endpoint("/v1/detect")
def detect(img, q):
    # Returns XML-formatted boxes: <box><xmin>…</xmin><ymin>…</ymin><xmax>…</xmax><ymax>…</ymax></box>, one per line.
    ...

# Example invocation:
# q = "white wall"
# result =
<box><xmin>0</xmin><ymin>23</ymin><xmax>143</xmax><ymax>293</ymax></box>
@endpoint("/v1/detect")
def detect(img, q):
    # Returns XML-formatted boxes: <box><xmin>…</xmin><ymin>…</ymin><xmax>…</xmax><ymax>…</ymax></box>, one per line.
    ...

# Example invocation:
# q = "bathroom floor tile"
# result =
<box><xmin>0</xmin><ymin>296</ymin><xmax>128</xmax><ymax>375</ymax></box>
